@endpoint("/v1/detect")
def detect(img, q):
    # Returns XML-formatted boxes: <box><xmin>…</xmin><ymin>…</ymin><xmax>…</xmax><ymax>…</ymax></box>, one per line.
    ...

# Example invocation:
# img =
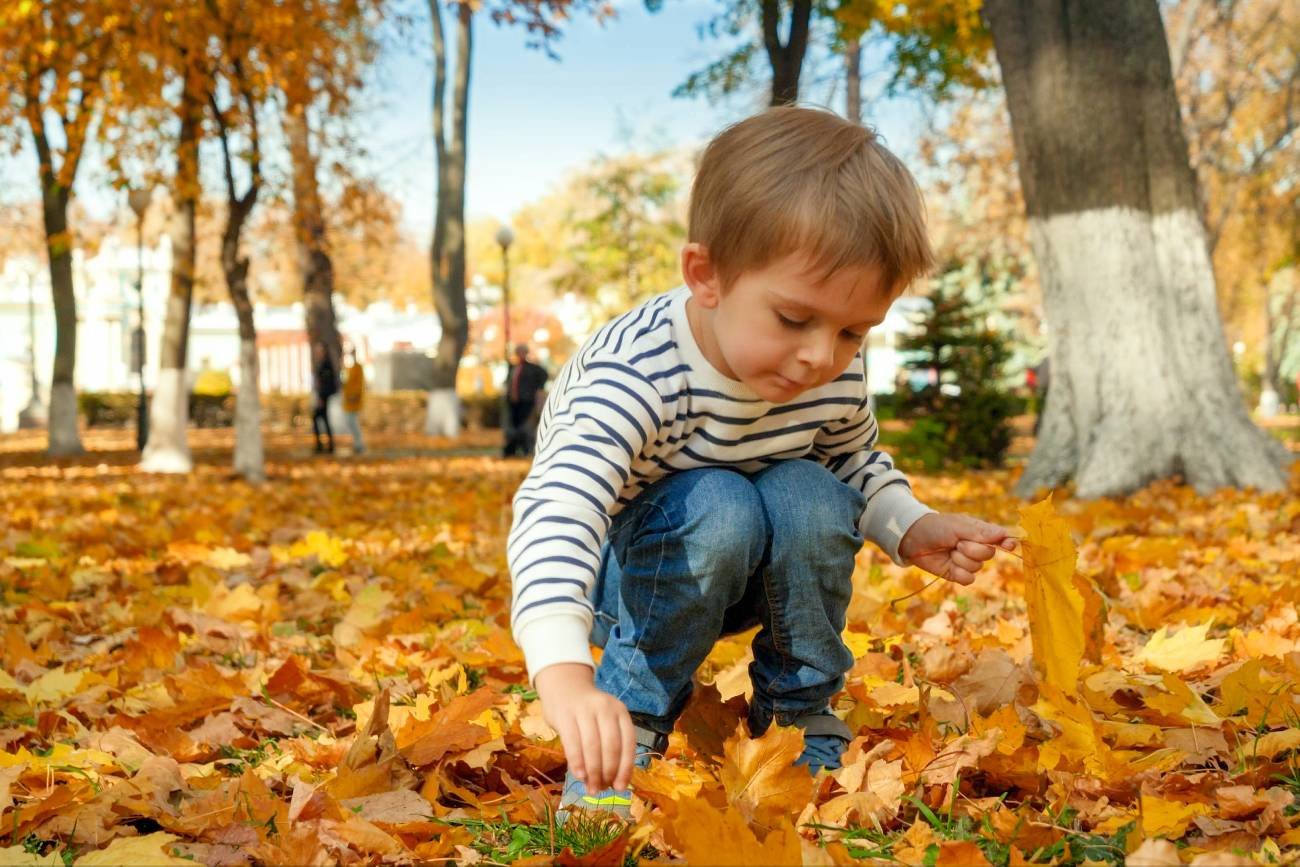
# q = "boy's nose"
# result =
<box><xmin>796</xmin><ymin>335</ymin><xmax>835</xmax><ymax>372</ymax></box>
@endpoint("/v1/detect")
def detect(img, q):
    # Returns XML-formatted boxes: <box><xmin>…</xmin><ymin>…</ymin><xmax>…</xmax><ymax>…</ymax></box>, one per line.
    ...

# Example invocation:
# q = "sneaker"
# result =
<box><xmin>789</xmin><ymin>708</ymin><xmax>853</xmax><ymax>774</ymax></box>
<box><xmin>555</xmin><ymin>725</ymin><xmax>668</xmax><ymax>824</ymax></box>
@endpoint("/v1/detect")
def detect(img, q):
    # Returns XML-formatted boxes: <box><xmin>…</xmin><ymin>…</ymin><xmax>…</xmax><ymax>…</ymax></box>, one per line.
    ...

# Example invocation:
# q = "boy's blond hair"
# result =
<box><xmin>689</xmin><ymin>105</ymin><xmax>936</xmax><ymax>294</ymax></box>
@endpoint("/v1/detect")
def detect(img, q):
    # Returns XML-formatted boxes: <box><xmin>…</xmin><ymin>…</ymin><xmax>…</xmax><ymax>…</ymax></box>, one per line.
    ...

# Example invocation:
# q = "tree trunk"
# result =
<box><xmin>761</xmin><ymin>0</ymin><xmax>812</xmax><ymax>106</ymax></box>
<box><xmin>233</xmin><ymin>311</ymin><xmax>264</xmax><ymax>480</ymax></box>
<box><xmin>426</xmin><ymin>0</ymin><xmax>472</xmax><ymax>437</ymax></box>
<box><xmin>141</xmin><ymin>72</ymin><xmax>201</xmax><ymax>474</ymax></box>
<box><xmin>287</xmin><ymin>98</ymin><xmax>342</xmax><ymax>369</ymax></box>
<box><xmin>38</xmin><ymin>181</ymin><xmax>83</xmax><ymax>457</ymax></box>
<box><xmin>224</xmin><ymin>197</ymin><xmax>264</xmax><ymax>481</ymax></box>
<box><xmin>212</xmin><ymin>72</ymin><xmax>265</xmax><ymax>481</ymax></box>
<box><xmin>26</xmin><ymin>114</ymin><xmax>84</xmax><ymax>457</ymax></box>
<box><xmin>983</xmin><ymin>0</ymin><xmax>1291</xmax><ymax>498</ymax></box>
<box><xmin>845</xmin><ymin>36</ymin><xmax>861</xmax><ymax>125</ymax></box>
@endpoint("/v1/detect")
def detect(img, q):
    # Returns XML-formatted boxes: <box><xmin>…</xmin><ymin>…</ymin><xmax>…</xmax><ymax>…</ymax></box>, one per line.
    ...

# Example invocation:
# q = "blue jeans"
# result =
<box><xmin>589</xmin><ymin>460</ymin><xmax>865</xmax><ymax>738</ymax></box>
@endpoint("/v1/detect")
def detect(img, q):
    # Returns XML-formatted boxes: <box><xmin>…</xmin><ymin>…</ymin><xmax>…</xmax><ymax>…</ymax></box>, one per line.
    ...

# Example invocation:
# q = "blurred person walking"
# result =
<box><xmin>342</xmin><ymin>346</ymin><xmax>366</xmax><ymax>455</ymax></box>
<box><xmin>311</xmin><ymin>342</ymin><xmax>337</xmax><ymax>454</ymax></box>
<box><xmin>503</xmin><ymin>343</ymin><xmax>548</xmax><ymax>458</ymax></box>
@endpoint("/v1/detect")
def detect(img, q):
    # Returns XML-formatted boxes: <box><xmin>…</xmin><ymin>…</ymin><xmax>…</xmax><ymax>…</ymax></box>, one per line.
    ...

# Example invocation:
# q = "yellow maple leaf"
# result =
<box><xmin>333</xmin><ymin>583</ymin><xmax>395</xmax><ymax>649</ymax></box>
<box><xmin>1033</xmin><ymin>684</ymin><xmax>1128</xmax><ymax>782</ymax></box>
<box><xmin>1019</xmin><ymin>496</ymin><xmax>1096</xmax><ymax>696</ymax></box>
<box><xmin>719</xmin><ymin>721</ymin><xmax>815</xmax><ymax>830</ymax></box>
<box><xmin>0</xmin><ymin>743</ymin><xmax>117</xmax><ymax>775</ymax></box>
<box><xmin>281</xmin><ymin>530</ymin><xmax>349</xmax><ymax>567</ymax></box>
<box><xmin>1136</xmin><ymin>621</ymin><xmax>1226</xmax><ymax>673</ymax></box>
<box><xmin>205</xmin><ymin>546</ymin><xmax>252</xmax><ymax>570</ymax></box>
<box><xmin>74</xmin><ymin>832</ymin><xmax>195</xmax><ymax>865</ymax></box>
<box><xmin>1140</xmin><ymin>793</ymin><xmax>1211</xmax><ymax>838</ymax></box>
<box><xmin>0</xmin><ymin>846</ymin><xmax>62</xmax><ymax>866</ymax></box>
<box><xmin>24</xmin><ymin>667</ymin><xmax>84</xmax><ymax>707</ymax></box>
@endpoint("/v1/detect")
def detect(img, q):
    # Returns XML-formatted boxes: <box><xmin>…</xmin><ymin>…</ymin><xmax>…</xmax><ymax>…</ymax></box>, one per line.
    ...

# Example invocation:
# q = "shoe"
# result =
<box><xmin>790</xmin><ymin>708</ymin><xmax>853</xmax><ymax>774</ymax></box>
<box><xmin>555</xmin><ymin>725</ymin><xmax>667</xmax><ymax>824</ymax></box>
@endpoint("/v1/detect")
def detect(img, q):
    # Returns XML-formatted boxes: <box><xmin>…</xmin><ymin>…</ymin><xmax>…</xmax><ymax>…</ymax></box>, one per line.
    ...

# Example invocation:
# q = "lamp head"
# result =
<box><xmin>128</xmin><ymin>188</ymin><xmax>153</xmax><ymax>220</ymax></box>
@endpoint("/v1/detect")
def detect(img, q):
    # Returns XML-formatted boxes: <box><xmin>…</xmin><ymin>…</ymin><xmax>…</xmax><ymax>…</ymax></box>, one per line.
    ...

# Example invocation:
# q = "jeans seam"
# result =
<box><xmin>758</xmin><ymin>556</ymin><xmax>789</xmax><ymax>716</ymax></box>
<box><xmin>612</xmin><ymin>500</ymin><xmax>669</xmax><ymax>709</ymax></box>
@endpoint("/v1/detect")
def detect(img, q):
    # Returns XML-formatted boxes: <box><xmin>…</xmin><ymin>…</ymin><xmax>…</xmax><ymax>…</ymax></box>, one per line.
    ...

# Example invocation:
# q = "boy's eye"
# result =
<box><xmin>841</xmin><ymin>330</ymin><xmax>866</xmax><ymax>342</ymax></box>
<box><xmin>776</xmin><ymin>313</ymin><xmax>807</xmax><ymax>328</ymax></box>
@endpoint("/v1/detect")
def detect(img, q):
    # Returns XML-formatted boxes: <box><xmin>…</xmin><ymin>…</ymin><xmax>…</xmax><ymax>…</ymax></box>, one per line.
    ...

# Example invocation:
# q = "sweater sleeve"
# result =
<box><xmin>507</xmin><ymin>352</ymin><xmax>664</xmax><ymax>690</ymax></box>
<box><xmin>812</xmin><ymin>358</ymin><xmax>934</xmax><ymax>565</ymax></box>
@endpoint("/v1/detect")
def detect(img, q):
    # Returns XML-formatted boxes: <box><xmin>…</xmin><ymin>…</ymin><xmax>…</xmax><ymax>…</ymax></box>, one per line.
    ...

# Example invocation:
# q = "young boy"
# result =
<box><xmin>507</xmin><ymin>106</ymin><xmax>1016</xmax><ymax>821</ymax></box>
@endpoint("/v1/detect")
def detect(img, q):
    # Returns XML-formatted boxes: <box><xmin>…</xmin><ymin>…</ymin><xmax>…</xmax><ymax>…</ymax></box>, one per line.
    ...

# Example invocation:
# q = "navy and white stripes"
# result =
<box><xmin>508</xmin><ymin>286</ymin><xmax>933</xmax><ymax>688</ymax></box>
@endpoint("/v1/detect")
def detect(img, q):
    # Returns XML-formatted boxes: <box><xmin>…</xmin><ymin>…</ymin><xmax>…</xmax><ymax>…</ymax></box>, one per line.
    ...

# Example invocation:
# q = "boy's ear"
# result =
<box><xmin>681</xmin><ymin>242</ymin><xmax>723</xmax><ymax>309</ymax></box>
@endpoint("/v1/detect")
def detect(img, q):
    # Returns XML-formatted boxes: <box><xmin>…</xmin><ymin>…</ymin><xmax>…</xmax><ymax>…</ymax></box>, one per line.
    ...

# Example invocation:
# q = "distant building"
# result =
<box><xmin>0</xmin><ymin>235</ymin><xmax>921</xmax><ymax>432</ymax></box>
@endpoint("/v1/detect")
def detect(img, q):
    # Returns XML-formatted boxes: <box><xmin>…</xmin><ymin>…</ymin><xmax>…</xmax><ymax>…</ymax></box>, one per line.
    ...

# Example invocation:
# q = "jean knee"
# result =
<box><xmin>753</xmin><ymin>460</ymin><xmax>864</xmax><ymax>556</ymax></box>
<box><xmin>671</xmin><ymin>469</ymin><xmax>767</xmax><ymax>603</ymax></box>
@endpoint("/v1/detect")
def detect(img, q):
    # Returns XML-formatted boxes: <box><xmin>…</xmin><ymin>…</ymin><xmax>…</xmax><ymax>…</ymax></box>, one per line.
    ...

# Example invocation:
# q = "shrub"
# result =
<box><xmin>898</xmin><ymin>274</ymin><xmax>1018</xmax><ymax>468</ymax></box>
<box><xmin>76</xmin><ymin>390</ymin><xmax>507</xmax><ymax>432</ymax></box>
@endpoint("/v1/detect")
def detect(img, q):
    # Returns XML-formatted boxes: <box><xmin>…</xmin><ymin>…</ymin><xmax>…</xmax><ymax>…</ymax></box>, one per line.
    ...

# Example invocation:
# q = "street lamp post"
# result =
<box><xmin>495</xmin><ymin>225</ymin><xmax>514</xmax><ymax>366</ymax></box>
<box><xmin>495</xmin><ymin>225</ymin><xmax>515</xmax><ymax>444</ymax></box>
<box><xmin>128</xmin><ymin>188</ymin><xmax>152</xmax><ymax>451</ymax></box>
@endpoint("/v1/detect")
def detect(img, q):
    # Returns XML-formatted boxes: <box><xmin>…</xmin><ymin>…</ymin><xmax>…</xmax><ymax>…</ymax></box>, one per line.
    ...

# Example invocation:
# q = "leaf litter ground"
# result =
<box><xmin>0</xmin><ymin>431</ymin><xmax>1298</xmax><ymax>865</ymax></box>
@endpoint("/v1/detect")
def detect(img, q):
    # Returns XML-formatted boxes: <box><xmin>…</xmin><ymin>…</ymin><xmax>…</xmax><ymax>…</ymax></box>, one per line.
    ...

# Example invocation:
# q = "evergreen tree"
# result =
<box><xmin>899</xmin><ymin>266</ymin><xmax>1017</xmax><ymax>467</ymax></box>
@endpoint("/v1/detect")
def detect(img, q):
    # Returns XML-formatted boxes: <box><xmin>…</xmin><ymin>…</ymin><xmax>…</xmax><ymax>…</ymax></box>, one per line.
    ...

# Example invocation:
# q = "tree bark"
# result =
<box><xmin>983</xmin><ymin>0</ymin><xmax>1290</xmax><ymax>498</ymax></box>
<box><xmin>844</xmin><ymin>36</ymin><xmax>861</xmax><ymax>125</ymax></box>
<box><xmin>27</xmin><ymin>117</ymin><xmax>83</xmax><ymax>456</ymax></box>
<box><xmin>213</xmin><ymin>86</ymin><xmax>265</xmax><ymax>482</ymax></box>
<box><xmin>141</xmin><ymin>69</ymin><xmax>201</xmax><ymax>474</ymax></box>
<box><xmin>426</xmin><ymin>0</ymin><xmax>472</xmax><ymax>437</ymax></box>
<box><xmin>287</xmin><ymin>96</ymin><xmax>342</xmax><ymax>369</ymax></box>
<box><xmin>761</xmin><ymin>0</ymin><xmax>812</xmax><ymax>106</ymax></box>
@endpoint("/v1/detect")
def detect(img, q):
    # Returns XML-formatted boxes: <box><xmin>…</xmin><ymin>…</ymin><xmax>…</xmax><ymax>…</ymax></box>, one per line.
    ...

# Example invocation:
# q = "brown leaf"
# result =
<box><xmin>397</xmin><ymin>687</ymin><xmax>498</xmax><ymax>767</ymax></box>
<box><xmin>339</xmin><ymin>789</ymin><xmax>435</xmax><ymax>824</ymax></box>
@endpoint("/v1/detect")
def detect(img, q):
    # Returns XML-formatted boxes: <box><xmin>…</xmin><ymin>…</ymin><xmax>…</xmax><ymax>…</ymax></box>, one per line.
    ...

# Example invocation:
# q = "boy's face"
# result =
<box><xmin>683</xmin><ymin>245</ymin><xmax>893</xmax><ymax>403</ymax></box>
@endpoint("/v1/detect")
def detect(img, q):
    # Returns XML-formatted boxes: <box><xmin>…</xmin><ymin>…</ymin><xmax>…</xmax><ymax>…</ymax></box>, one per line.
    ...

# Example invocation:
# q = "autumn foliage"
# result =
<box><xmin>0</xmin><ymin>440</ymin><xmax>1298</xmax><ymax>863</ymax></box>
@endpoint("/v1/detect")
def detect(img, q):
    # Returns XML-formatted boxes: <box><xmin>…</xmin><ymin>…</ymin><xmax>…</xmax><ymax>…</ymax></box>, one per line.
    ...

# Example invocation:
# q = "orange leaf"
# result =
<box><xmin>718</xmin><ymin>721</ymin><xmax>815</xmax><ymax>830</ymax></box>
<box><xmin>667</xmin><ymin>797</ymin><xmax>802</xmax><ymax>865</ymax></box>
<box><xmin>397</xmin><ymin>688</ymin><xmax>497</xmax><ymax>766</ymax></box>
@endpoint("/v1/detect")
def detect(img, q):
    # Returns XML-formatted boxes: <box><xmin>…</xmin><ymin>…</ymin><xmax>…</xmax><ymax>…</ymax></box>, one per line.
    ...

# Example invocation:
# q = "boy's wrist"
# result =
<box><xmin>534</xmin><ymin>661</ymin><xmax>596</xmax><ymax>700</ymax></box>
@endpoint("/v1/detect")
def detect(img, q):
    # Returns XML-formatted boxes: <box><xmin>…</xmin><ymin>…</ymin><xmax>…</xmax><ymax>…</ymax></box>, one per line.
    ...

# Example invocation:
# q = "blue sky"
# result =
<box><xmin>0</xmin><ymin>1</ymin><xmax>926</xmax><ymax>240</ymax></box>
<box><xmin>362</xmin><ymin>0</ymin><xmax>924</xmax><ymax>237</ymax></box>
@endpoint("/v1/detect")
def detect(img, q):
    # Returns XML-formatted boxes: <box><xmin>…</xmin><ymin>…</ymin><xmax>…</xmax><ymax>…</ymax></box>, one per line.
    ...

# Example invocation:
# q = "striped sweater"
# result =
<box><xmin>508</xmin><ymin>286</ymin><xmax>934</xmax><ymax>688</ymax></box>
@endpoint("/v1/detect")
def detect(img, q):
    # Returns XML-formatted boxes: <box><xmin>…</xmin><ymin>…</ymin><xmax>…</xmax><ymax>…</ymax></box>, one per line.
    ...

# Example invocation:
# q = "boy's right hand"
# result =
<box><xmin>534</xmin><ymin>662</ymin><xmax>637</xmax><ymax>793</ymax></box>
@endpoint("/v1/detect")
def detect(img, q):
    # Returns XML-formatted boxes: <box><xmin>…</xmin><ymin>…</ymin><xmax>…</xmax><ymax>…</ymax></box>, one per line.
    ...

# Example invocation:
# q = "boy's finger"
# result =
<box><xmin>951</xmin><ymin>550</ymin><xmax>981</xmax><ymax>574</ymax></box>
<box><xmin>558</xmin><ymin>719</ymin><xmax>586</xmax><ymax>784</ymax></box>
<box><xmin>613</xmin><ymin>712</ymin><xmax>636</xmax><ymax>790</ymax></box>
<box><xmin>577</xmin><ymin>716</ymin><xmax>604</xmax><ymax>791</ymax></box>
<box><xmin>947</xmin><ymin>566</ymin><xmax>975</xmax><ymax>585</ymax></box>
<box><xmin>599</xmin><ymin>714</ymin><xmax>622</xmax><ymax>791</ymax></box>
<box><xmin>956</xmin><ymin>540</ymin><xmax>996</xmax><ymax>561</ymax></box>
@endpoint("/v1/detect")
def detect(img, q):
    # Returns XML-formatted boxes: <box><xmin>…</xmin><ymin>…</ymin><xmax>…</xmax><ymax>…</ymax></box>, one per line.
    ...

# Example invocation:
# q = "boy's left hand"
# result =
<box><xmin>897</xmin><ymin>513</ymin><xmax>1017</xmax><ymax>585</ymax></box>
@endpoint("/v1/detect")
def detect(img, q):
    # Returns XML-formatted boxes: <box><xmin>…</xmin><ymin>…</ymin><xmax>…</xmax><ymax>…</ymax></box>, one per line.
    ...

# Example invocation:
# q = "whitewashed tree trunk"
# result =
<box><xmin>984</xmin><ymin>0</ymin><xmax>1291</xmax><ymax>498</ymax></box>
<box><xmin>424</xmin><ymin>388</ymin><xmax>461</xmax><ymax>437</ymax></box>
<box><xmin>46</xmin><ymin>382</ymin><xmax>81</xmax><ymax>455</ymax></box>
<box><xmin>140</xmin><ymin>369</ymin><xmax>193</xmax><ymax>473</ymax></box>
<box><xmin>38</xmin><ymin>182</ymin><xmax>83</xmax><ymax>456</ymax></box>
<box><xmin>233</xmin><ymin>336</ymin><xmax>264</xmax><ymax>481</ymax></box>
<box><xmin>428</xmin><ymin>1</ymin><xmax>472</xmax><ymax>420</ymax></box>
<box><xmin>141</xmin><ymin>71</ymin><xmax>200</xmax><ymax>475</ymax></box>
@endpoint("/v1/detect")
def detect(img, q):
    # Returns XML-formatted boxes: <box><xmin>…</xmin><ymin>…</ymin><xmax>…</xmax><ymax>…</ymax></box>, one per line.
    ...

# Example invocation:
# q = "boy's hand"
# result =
<box><xmin>534</xmin><ymin>662</ymin><xmax>637</xmax><ymax>793</ymax></box>
<box><xmin>897</xmin><ymin>513</ymin><xmax>1017</xmax><ymax>585</ymax></box>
